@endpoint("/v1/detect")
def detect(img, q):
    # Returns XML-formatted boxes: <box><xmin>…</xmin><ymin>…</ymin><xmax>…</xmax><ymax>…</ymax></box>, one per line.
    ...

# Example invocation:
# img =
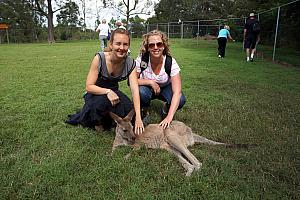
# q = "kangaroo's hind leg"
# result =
<box><xmin>165</xmin><ymin>131</ymin><xmax>202</xmax><ymax>171</ymax></box>
<box><xmin>163</xmin><ymin>146</ymin><xmax>195</xmax><ymax>176</ymax></box>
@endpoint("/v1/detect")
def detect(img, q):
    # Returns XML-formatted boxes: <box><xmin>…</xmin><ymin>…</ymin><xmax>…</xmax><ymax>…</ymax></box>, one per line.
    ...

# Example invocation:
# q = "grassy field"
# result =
<box><xmin>1</xmin><ymin>39</ymin><xmax>299</xmax><ymax>199</ymax></box>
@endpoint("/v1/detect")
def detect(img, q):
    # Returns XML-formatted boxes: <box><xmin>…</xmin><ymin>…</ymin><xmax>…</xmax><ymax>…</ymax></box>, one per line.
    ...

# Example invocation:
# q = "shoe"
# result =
<box><xmin>218</xmin><ymin>55</ymin><xmax>221</xmax><ymax>58</ymax></box>
<box><xmin>250</xmin><ymin>58</ymin><xmax>254</xmax><ymax>62</ymax></box>
<box><xmin>160</xmin><ymin>102</ymin><xmax>168</xmax><ymax>119</ymax></box>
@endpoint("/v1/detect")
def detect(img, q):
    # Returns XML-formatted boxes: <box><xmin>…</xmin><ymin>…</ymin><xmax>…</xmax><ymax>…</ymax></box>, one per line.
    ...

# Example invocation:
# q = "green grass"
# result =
<box><xmin>1</xmin><ymin>39</ymin><xmax>299</xmax><ymax>199</ymax></box>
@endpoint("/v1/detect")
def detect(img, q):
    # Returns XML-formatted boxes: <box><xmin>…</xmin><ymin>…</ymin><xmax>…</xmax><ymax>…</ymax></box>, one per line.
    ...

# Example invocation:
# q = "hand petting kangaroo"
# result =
<box><xmin>109</xmin><ymin>110</ymin><xmax>256</xmax><ymax>176</ymax></box>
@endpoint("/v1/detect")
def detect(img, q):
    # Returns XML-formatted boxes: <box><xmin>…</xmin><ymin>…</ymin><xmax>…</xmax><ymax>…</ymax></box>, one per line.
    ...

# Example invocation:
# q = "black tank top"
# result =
<box><xmin>95</xmin><ymin>52</ymin><xmax>135</xmax><ymax>91</ymax></box>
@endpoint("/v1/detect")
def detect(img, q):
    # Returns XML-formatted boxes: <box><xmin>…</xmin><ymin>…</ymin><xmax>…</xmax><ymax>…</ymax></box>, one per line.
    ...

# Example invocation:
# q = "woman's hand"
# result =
<box><xmin>159</xmin><ymin>115</ymin><xmax>172</xmax><ymax>129</ymax></box>
<box><xmin>150</xmin><ymin>81</ymin><xmax>160</xmax><ymax>95</ymax></box>
<box><xmin>134</xmin><ymin>118</ymin><xmax>144</xmax><ymax>135</ymax></box>
<box><xmin>106</xmin><ymin>90</ymin><xmax>120</xmax><ymax>106</ymax></box>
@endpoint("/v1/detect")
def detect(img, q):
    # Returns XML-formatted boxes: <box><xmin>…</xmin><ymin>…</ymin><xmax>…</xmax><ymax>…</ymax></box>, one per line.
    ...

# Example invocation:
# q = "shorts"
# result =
<box><xmin>244</xmin><ymin>37</ymin><xmax>257</xmax><ymax>49</ymax></box>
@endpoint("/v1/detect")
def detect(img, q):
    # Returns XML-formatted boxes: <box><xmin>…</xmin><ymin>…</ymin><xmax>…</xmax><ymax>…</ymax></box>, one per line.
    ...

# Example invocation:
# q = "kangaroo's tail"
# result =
<box><xmin>193</xmin><ymin>134</ymin><xmax>257</xmax><ymax>149</ymax></box>
<box><xmin>224</xmin><ymin>143</ymin><xmax>258</xmax><ymax>149</ymax></box>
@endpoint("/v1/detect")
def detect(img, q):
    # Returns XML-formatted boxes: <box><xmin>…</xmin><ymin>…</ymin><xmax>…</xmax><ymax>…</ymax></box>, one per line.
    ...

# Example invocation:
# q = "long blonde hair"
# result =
<box><xmin>140</xmin><ymin>30</ymin><xmax>171</xmax><ymax>56</ymax></box>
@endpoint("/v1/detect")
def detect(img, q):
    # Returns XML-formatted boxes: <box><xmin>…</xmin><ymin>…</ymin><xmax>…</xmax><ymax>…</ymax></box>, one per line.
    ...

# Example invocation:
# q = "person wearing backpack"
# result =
<box><xmin>135</xmin><ymin>30</ymin><xmax>186</xmax><ymax>129</ymax></box>
<box><xmin>243</xmin><ymin>13</ymin><xmax>261</xmax><ymax>62</ymax></box>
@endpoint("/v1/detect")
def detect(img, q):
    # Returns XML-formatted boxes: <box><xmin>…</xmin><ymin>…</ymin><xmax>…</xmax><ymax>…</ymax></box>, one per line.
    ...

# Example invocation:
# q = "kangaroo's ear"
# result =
<box><xmin>109</xmin><ymin>112</ymin><xmax>122</xmax><ymax>124</ymax></box>
<box><xmin>124</xmin><ymin>109</ymin><xmax>135</xmax><ymax>122</ymax></box>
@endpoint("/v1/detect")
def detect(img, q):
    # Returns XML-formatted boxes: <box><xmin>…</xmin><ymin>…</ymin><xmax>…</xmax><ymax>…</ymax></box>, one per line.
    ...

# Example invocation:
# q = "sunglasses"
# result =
<box><xmin>148</xmin><ymin>42</ymin><xmax>164</xmax><ymax>49</ymax></box>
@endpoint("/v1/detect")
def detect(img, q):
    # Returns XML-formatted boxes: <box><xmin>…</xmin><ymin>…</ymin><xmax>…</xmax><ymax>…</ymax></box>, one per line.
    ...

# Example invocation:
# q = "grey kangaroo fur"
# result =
<box><xmin>109</xmin><ymin>110</ymin><xmax>255</xmax><ymax>176</ymax></box>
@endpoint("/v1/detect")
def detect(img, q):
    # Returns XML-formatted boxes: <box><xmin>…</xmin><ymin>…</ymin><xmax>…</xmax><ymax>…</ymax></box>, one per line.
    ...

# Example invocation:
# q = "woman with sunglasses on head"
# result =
<box><xmin>66</xmin><ymin>28</ymin><xmax>144</xmax><ymax>135</ymax></box>
<box><xmin>135</xmin><ymin>30</ymin><xmax>186</xmax><ymax>129</ymax></box>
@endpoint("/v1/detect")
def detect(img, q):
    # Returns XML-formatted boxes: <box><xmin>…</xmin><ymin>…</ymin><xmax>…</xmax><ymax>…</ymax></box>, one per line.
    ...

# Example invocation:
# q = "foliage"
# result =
<box><xmin>129</xmin><ymin>15</ymin><xmax>146</xmax><ymax>37</ymax></box>
<box><xmin>56</xmin><ymin>1</ymin><xmax>80</xmax><ymax>27</ymax></box>
<box><xmin>113</xmin><ymin>0</ymin><xmax>153</xmax><ymax>27</ymax></box>
<box><xmin>0</xmin><ymin>0</ymin><xmax>43</xmax><ymax>43</ymax></box>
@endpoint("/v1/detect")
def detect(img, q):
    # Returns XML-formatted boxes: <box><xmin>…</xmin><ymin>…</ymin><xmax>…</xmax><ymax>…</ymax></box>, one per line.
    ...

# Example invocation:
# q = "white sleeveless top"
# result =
<box><xmin>135</xmin><ymin>55</ymin><xmax>181</xmax><ymax>87</ymax></box>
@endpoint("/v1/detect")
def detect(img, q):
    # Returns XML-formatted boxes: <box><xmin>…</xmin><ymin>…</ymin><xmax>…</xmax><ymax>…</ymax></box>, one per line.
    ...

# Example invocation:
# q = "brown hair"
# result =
<box><xmin>104</xmin><ymin>28</ymin><xmax>130</xmax><ymax>52</ymax></box>
<box><xmin>109</xmin><ymin>28</ymin><xmax>130</xmax><ymax>45</ymax></box>
<box><xmin>140</xmin><ymin>30</ymin><xmax>171</xmax><ymax>56</ymax></box>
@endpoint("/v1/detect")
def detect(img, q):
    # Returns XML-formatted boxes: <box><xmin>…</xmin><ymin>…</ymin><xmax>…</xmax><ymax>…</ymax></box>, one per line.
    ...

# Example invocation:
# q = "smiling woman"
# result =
<box><xmin>65</xmin><ymin>28</ymin><xmax>144</xmax><ymax>135</ymax></box>
<box><xmin>135</xmin><ymin>30</ymin><xmax>186</xmax><ymax>129</ymax></box>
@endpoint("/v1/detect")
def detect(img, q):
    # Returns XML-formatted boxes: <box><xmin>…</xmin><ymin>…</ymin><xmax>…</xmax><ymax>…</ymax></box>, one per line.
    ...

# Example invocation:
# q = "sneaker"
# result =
<box><xmin>250</xmin><ymin>58</ymin><xmax>254</xmax><ymax>62</ymax></box>
<box><xmin>218</xmin><ymin>55</ymin><xmax>221</xmax><ymax>58</ymax></box>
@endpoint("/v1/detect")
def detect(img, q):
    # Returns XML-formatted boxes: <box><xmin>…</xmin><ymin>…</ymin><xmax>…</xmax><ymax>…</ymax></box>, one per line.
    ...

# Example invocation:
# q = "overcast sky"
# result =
<box><xmin>65</xmin><ymin>0</ymin><xmax>159</xmax><ymax>28</ymax></box>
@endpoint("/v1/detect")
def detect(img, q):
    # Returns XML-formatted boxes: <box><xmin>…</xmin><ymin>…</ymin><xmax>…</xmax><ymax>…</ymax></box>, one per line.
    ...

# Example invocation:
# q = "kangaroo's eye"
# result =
<box><xmin>123</xmin><ymin>129</ymin><xmax>127</xmax><ymax>132</ymax></box>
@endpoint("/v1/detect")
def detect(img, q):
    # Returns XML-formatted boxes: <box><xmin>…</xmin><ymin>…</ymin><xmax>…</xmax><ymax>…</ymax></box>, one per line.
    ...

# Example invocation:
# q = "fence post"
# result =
<box><xmin>6</xmin><ymin>29</ymin><xmax>9</xmax><ymax>44</ymax></box>
<box><xmin>167</xmin><ymin>22</ymin><xmax>170</xmax><ymax>38</ymax></box>
<box><xmin>273</xmin><ymin>7</ymin><xmax>281</xmax><ymax>61</ymax></box>
<box><xmin>181</xmin><ymin>21</ymin><xmax>183</xmax><ymax>39</ymax></box>
<box><xmin>197</xmin><ymin>20</ymin><xmax>200</xmax><ymax>46</ymax></box>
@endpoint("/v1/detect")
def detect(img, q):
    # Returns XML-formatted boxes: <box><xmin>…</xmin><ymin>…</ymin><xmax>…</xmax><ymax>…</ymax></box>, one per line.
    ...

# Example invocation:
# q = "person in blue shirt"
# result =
<box><xmin>217</xmin><ymin>25</ymin><xmax>234</xmax><ymax>58</ymax></box>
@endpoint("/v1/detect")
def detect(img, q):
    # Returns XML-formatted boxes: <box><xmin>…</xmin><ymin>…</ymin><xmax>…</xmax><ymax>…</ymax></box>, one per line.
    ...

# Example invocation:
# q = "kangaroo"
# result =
<box><xmin>109</xmin><ymin>110</ymin><xmax>254</xmax><ymax>176</ymax></box>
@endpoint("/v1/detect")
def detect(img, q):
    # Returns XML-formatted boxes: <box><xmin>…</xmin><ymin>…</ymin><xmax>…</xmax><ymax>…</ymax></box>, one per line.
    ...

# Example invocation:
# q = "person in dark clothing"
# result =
<box><xmin>66</xmin><ymin>28</ymin><xmax>144</xmax><ymax>135</ymax></box>
<box><xmin>244</xmin><ymin>13</ymin><xmax>261</xmax><ymax>62</ymax></box>
<box><xmin>217</xmin><ymin>25</ymin><xmax>234</xmax><ymax>58</ymax></box>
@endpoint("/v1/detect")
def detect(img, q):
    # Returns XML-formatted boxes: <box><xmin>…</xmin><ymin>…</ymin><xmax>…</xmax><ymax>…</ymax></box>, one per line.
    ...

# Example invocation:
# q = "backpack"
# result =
<box><xmin>139</xmin><ymin>52</ymin><xmax>172</xmax><ymax>78</ymax></box>
<box><xmin>252</xmin><ymin>21</ymin><xmax>261</xmax><ymax>34</ymax></box>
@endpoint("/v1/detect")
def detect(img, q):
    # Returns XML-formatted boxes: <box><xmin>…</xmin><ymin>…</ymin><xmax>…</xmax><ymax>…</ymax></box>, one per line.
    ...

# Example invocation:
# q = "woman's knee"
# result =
<box><xmin>178</xmin><ymin>94</ymin><xmax>186</xmax><ymax>109</ymax></box>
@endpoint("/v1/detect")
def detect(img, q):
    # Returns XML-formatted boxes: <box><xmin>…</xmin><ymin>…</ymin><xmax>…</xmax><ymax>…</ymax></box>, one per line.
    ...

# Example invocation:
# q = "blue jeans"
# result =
<box><xmin>99</xmin><ymin>35</ymin><xmax>107</xmax><ymax>51</ymax></box>
<box><xmin>139</xmin><ymin>83</ymin><xmax>186</xmax><ymax>109</ymax></box>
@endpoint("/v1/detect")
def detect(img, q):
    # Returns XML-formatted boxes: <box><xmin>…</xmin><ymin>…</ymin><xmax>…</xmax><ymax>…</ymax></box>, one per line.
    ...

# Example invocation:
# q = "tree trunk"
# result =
<box><xmin>47</xmin><ymin>0</ymin><xmax>55</xmax><ymax>43</ymax></box>
<box><xmin>126</xmin><ymin>0</ymin><xmax>129</xmax><ymax>28</ymax></box>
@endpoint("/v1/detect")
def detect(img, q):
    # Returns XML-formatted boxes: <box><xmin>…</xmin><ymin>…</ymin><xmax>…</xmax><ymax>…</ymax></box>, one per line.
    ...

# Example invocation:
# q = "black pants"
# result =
<box><xmin>218</xmin><ymin>37</ymin><xmax>227</xmax><ymax>57</ymax></box>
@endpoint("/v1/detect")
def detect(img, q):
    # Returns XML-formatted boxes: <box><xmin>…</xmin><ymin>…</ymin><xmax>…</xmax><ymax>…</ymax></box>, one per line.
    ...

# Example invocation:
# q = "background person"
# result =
<box><xmin>135</xmin><ymin>30</ymin><xmax>186</xmax><ymax>129</ymax></box>
<box><xmin>66</xmin><ymin>28</ymin><xmax>144</xmax><ymax>135</ymax></box>
<box><xmin>115</xmin><ymin>20</ymin><xmax>126</xmax><ymax>30</ymax></box>
<box><xmin>217</xmin><ymin>25</ymin><xmax>234</xmax><ymax>58</ymax></box>
<box><xmin>244</xmin><ymin>13</ymin><xmax>261</xmax><ymax>62</ymax></box>
<box><xmin>96</xmin><ymin>19</ymin><xmax>111</xmax><ymax>51</ymax></box>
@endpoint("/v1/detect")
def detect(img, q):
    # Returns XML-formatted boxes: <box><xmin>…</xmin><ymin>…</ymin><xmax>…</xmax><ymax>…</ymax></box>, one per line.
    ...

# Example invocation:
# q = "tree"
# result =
<box><xmin>150</xmin><ymin>0</ymin><xmax>254</xmax><ymax>23</ymax></box>
<box><xmin>0</xmin><ymin>0</ymin><xmax>43</xmax><ymax>42</ymax></box>
<box><xmin>32</xmin><ymin>0</ymin><xmax>66</xmax><ymax>43</ymax></box>
<box><xmin>129</xmin><ymin>15</ymin><xmax>145</xmax><ymax>37</ymax></box>
<box><xmin>113</xmin><ymin>0</ymin><xmax>153</xmax><ymax>28</ymax></box>
<box><xmin>57</xmin><ymin>1</ymin><xmax>80</xmax><ymax>27</ymax></box>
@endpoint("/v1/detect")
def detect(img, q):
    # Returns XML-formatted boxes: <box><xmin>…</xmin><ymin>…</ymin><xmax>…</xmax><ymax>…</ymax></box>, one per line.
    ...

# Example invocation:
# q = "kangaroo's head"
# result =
<box><xmin>109</xmin><ymin>110</ymin><xmax>136</xmax><ymax>144</ymax></box>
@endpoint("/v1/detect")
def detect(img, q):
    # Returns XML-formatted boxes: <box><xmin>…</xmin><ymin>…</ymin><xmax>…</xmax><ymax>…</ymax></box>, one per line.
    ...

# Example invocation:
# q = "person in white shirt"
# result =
<box><xmin>135</xmin><ymin>30</ymin><xmax>186</xmax><ymax>129</ymax></box>
<box><xmin>96</xmin><ymin>19</ymin><xmax>111</xmax><ymax>51</ymax></box>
